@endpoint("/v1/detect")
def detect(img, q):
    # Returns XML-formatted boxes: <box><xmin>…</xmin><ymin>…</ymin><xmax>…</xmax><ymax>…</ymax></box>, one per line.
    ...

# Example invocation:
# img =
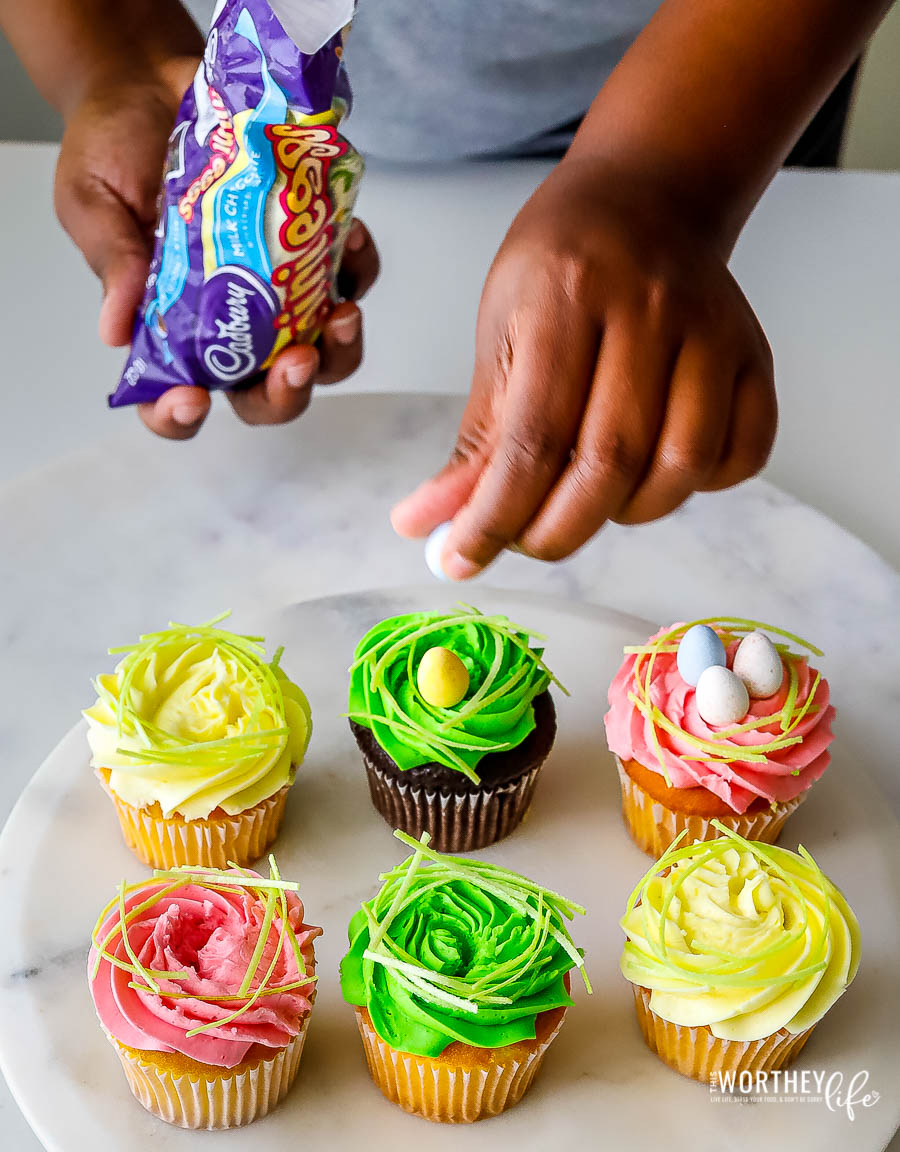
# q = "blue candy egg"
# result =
<box><xmin>676</xmin><ymin>624</ymin><xmax>727</xmax><ymax>686</ymax></box>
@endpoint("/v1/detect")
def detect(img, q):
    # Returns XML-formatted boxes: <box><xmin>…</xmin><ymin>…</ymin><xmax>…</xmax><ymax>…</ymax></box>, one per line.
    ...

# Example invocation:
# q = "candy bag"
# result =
<box><xmin>110</xmin><ymin>0</ymin><xmax>362</xmax><ymax>407</ymax></box>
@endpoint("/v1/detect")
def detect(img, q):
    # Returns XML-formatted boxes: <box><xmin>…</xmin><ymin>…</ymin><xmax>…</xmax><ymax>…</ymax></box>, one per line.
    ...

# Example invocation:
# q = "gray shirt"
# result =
<box><xmin>187</xmin><ymin>1</ymin><xmax>661</xmax><ymax>162</ymax></box>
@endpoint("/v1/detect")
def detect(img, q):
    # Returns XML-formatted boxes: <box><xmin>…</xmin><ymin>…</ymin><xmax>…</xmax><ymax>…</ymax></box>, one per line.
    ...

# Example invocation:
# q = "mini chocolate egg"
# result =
<box><xmin>695</xmin><ymin>665</ymin><xmax>750</xmax><ymax>727</ymax></box>
<box><xmin>676</xmin><ymin>624</ymin><xmax>727</xmax><ymax>686</ymax></box>
<box><xmin>424</xmin><ymin>521</ymin><xmax>453</xmax><ymax>582</ymax></box>
<box><xmin>417</xmin><ymin>645</ymin><xmax>470</xmax><ymax>708</ymax></box>
<box><xmin>733</xmin><ymin>631</ymin><xmax>784</xmax><ymax>699</ymax></box>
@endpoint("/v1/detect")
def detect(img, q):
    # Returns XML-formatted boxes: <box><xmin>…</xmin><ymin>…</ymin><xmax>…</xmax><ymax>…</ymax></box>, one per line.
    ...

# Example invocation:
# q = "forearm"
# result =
<box><xmin>569</xmin><ymin>0</ymin><xmax>892</xmax><ymax>249</ymax></box>
<box><xmin>0</xmin><ymin>0</ymin><xmax>202</xmax><ymax>118</ymax></box>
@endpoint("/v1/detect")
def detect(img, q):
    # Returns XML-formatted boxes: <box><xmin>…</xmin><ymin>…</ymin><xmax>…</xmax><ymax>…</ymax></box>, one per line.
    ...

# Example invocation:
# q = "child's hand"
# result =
<box><xmin>55</xmin><ymin>64</ymin><xmax>378</xmax><ymax>439</ymax></box>
<box><xmin>392</xmin><ymin>157</ymin><xmax>776</xmax><ymax>578</ymax></box>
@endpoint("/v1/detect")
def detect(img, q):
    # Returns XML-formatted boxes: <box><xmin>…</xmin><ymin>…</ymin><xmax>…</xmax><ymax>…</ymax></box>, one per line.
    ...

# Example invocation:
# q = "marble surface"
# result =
<box><xmin>1</xmin><ymin>588</ymin><xmax>898</xmax><ymax>1152</ymax></box>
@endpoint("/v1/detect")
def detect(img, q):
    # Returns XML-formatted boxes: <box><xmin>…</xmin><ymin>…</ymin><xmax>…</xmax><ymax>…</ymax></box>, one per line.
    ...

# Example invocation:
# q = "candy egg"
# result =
<box><xmin>416</xmin><ymin>646</ymin><xmax>470</xmax><ymax>708</ymax></box>
<box><xmin>424</xmin><ymin>521</ymin><xmax>453</xmax><ymax>582</ymax></box>
<box><xmin>695</xmin><ymin>665</ymin><xmax>750</xmax><ymax>727</ymax></box>
<box><xmin>733</xmin><ymin>631</ymin><xmax>784</xmax><ymax>699</ymax></box>
<box><xmin>676</xmin><ymin>624</ymin><xmax>727</xmax><ymax>686</ymax></box>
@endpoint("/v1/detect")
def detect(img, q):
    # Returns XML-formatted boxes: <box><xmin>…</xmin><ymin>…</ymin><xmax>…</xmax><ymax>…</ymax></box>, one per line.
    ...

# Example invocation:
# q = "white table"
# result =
<box><xmin>0</xmin><ymin>146</ymin><xmax>897</xmax><ymax>1150</ymax></box>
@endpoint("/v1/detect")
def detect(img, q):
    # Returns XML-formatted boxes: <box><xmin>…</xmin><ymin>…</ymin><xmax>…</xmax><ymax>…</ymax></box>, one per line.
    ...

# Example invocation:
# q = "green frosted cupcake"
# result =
<box><xmin>347</xmin><ymin>606</ymin><xmax>561</xmax><ymax>852</ymax></box>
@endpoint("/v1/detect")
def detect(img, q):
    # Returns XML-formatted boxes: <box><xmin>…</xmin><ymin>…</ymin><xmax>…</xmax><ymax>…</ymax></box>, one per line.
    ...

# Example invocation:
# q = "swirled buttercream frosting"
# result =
<box><xmin>84</xmin><ymin>614</ymin><xmax>312</xmax><ymax>820</ymax></box>
<box><xmin>347</xmin><ymin>606</ymin><xmax>559</xmax><ymax>782</ymax></box>
<box><xmin>339</xmin><ymin>830</ymin><xmax>590</xmax><ymax>1058</ymax></box>
<box><xmin>620</xmin><ymin>826</ymin><xmax>860</xmax><ymax>1041</ymax></box>
<box><xmin>604</xmin><ymin>617</ymin><xmax>834</xmax><ymax>813</ymax></box>
<box><xmin>88</xmin><ymin>859</ymin><xmax>320</xmax><ymax>1068</ymax></box>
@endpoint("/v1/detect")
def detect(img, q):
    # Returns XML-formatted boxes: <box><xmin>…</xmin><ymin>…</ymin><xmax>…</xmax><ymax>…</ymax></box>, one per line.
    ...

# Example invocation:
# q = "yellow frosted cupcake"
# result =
<box><xmin>340</xmin><ymin>830</ymin><xmax>590</xmax><ymax>1123</ymax></box>
<box><xmin>619</xmin><ymin>824</ymin><xmax>861</xmax><ymax>1084</ymax></box>
<box><xmin>88</xmin><ymin>858</ymin><xmax>319</xmax><ymax>1129</ymax></box>
<box><xmin>85</xmin><ymin>613</ymin><xmax>311</xmax><ymax>868</ymax></box>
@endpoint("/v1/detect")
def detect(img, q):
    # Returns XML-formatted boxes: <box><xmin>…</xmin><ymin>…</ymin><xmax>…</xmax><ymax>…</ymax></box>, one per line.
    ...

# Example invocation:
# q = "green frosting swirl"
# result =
<box><xmin>347</xmin><ymin>607</ymin><xmax>559</xmax><ymax>782</ymax></box>
<box><xmin>339</xmin><ymin>830</ymin><xmax>589</xmax><ymax>1058</ymax></box>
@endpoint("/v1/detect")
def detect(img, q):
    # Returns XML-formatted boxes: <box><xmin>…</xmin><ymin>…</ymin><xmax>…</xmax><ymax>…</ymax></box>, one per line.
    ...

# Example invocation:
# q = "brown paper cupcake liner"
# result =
<box><xmin>98</xmin><ymin>768</ymin><xmax>290</xmax><ymax>869</ymax></box>
<box><xmin>362</xmin><ymin>755</ymin><xmax>541</xmax><ymax>853</ymax></box>
<box><xmin>614</xmin><ymin>756</ymin><xmax>805</xmax><ymax>859</ymax></box>
<box><xmin>355</xmin><ymin>1006</ymin><xmax>565</xmax><ymax>1123</ymax></box>
<box><xmin>631</xmin><ymin>985</ymin><xmax>814</xmax><ymax>1084</ymax></box>
<box><xmin>108</xmin><ymin>1016</ymin><xmax>310</xmax><ymax>1129</ymax></box>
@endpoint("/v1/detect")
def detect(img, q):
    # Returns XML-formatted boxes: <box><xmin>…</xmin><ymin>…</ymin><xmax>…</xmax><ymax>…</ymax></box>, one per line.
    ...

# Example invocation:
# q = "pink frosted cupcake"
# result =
<box><xmin>88</xmin><ymin>859</ymin><xmax>320</xmax><ymax>1129</ymax></box>
<box><xmin>604</xmin><ymin>617</ymin><xmax>834</xmax><ymax>858</ymax></box>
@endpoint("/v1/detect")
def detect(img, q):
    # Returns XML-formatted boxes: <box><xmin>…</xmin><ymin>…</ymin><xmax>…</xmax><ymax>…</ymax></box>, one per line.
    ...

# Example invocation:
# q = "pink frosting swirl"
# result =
<box><xmin>88</xmin><ymin>872</ymin><xmax>319</xmax><ymax>1068</ymax></box>
<box><xmin>604</xmin><ymin>626</ymin><xmax>835</xmax><ymax>813</ymax></box>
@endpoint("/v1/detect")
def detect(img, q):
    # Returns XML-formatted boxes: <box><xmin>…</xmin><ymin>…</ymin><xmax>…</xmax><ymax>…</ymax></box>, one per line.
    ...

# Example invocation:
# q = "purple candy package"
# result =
<box><xmin>110</xmin><ymin>0</ymin><xmax>363</xmax><ymax>407</ymax></box>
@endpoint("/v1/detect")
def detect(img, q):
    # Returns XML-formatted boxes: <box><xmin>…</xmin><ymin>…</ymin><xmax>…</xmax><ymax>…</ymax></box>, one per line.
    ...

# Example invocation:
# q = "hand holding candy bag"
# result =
<box><xmin>110</xmin><ymin>0</ymin><xmax>363</xmax><ymax>408</ymax></box>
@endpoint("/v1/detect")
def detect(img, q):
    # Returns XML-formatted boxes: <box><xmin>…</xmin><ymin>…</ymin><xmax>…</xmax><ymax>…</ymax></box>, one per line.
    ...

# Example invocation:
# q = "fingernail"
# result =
<box><xmin>330</xmin><ymin>311</ymin><xmax>361</xmax><ymax>346</ymax></box>
<box><xmin>285</xmin><ymin>363</ymin><xmax>312</xmax><ymax>389</ymax></box>
<box><xmin>346</xmin><ymin>221</ymin><xmax>365</xmax><ymax>251</ymax></box>
<box><xmin>172</xmin><ymin>404</ymin><xmax>206</xmax><ymax>427</ymax></box>
<box><xmin>442</xmin><ymin>551</ymin><xmax>481</xmax><ymax>582</ymax></box>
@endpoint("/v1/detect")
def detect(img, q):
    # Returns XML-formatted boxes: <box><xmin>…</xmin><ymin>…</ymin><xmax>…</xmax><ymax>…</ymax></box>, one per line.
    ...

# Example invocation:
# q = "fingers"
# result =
<box><xmin>54</xmin><ymin>173</ymin><xmax>152</xmax><ymax>347</ymax></box>
<box><xmin>436</xmin><ymin>311</ymin><xmax>600</xmax><ymax>579</ymax></box>
<box><xmin>518</xmin><ymin>312</ymin><xmax>674</xmax><ymax>560</ymax></box>
<box><xmin>701</xmin><ymin>362</ymin><xmax>777</xmax><ymax>491</ymax></box>
<box><xmin>614</xmin><ymin>340</ymin><xmax>733</xmax><ymax>524</ymax></box>
<box><xmin>227</xmin><ymin>344</ymin><xmax>319</xmax><ymax>425</ymax></box>
<box><xmin>138</xmin><ymin>386</ymin><xmax>211</xmax><ymax>440</ymax></box>
<box><xmin>391</xmin><ymin>376</ymin><xmax>495</xmax><ymax>540</ymax></box>
<box><xmin>315</xmin><ymin>300</ymin><xmax>363</xmax><ymax>385</ymax></box>
<box><xmin>337</xmin><ymin>219</ymin><xmax>380</xmax><ymax>301</ymax></box>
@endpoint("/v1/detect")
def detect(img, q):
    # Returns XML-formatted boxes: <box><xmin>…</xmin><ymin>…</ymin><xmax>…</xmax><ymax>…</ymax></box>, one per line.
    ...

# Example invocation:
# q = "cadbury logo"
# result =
<box><xmin>202</xmin><ymin>278</ymin><xmax>269</xmax><ymax>383</ymax></box>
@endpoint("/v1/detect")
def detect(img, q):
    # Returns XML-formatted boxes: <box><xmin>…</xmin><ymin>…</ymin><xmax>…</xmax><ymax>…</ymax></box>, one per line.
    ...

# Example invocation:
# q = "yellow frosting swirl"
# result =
<box><xmin>620</xmin><ymin>828</ymin><xmax>860</xmax><ymax>1041</ymax></box>
<box><xmin>84</xmin><ymin>617</ymin><xmax>311</xmax><ymax>820</ymax></box>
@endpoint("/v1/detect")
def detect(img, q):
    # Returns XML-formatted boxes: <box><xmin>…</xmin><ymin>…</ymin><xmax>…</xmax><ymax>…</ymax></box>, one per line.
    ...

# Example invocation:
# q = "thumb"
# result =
<box><xmin>55</xmin><ymin>173</ymin><xmax>151</xmax><ymax>347</ymax></box>
<box><xmin>391</xmin><ymin>375</ymin><xmax>495</xmax><ymax>539</ymax></box>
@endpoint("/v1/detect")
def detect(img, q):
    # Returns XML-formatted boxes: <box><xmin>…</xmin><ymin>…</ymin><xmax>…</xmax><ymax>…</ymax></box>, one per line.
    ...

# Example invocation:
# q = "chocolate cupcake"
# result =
<box><xmin>347</xmin><ymin>606</ymin><xmax>561</xmax><ymax>852</ymax></box>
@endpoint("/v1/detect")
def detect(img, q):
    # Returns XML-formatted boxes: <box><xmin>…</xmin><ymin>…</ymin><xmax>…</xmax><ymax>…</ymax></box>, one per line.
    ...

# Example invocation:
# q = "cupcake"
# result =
<box><xmin>605</xmin><ymin>617</ymin><xmax>834</xmax><ymax>858</ymax></box>
<box><xmin>340</xmin><ymin>829</ymin><xmax>589</xmax><ymax>1123</ymax></box>
<box><xmin>85</xmin><ymin>614</ymin><xmax>311</xmax><ymax>869</ymax></box>
<box><xmin>619</xmin><ymin>824</ymin><xmax>860</xmax><ymax>1084</ymax></box>
<box><xmin>347</xmin><ymin>605</ymin><xmax>561</xmax><ymax>852</ymax></box>
<box><xmin>88</xmin><ymin>857</ymin><xmax>320</xmax><ymax>1129</ymax></box>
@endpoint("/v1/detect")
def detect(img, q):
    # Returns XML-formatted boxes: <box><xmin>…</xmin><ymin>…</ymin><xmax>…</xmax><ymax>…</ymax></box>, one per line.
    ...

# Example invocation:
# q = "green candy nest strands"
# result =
<box><xmin>625</xmin><ymin>617</ymin><xmax>825</xmax><ymax>786</ymax></box>
<box><xmin>621</xmin><ymin>822</ymin><xmax>858</xmax><ymax>1004</ymax></box>
<box><xmin>340</xmin><ymin>830</ymin><xmax>589</xmax><ymax>1058</ymax></box>
<box><xmin>347</xmin><ymin>605</ymin><xmax>565</xmax><ymax>783</ymax></box>
<box><xmin>90</xmin><ymin>857</ymin><xmax>315</xmax><ymax>1038</ymax></box>
<box><xmin>95</xmin><ymin>612</ymin><xmax>301</xmax><ymax>772</ymax></box>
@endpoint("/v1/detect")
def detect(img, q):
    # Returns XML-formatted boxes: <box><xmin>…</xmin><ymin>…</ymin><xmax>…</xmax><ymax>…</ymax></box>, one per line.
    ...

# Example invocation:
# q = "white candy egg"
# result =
<box><xmin>733</xmin><ymin>631</ymin><xmax>784</xmax><ymax>699</ymax></box>
<box><xmin>424</xmin><ymin>521</ymin><xmax>453</xmax><ymax>581</ymax></box>
<box><xmin>695</xmin><ymin>665</ymin><xmax>750</xmax><ymax>727</ymax></box>
<box><xmin>676</xmin><ymin>624</ymin><xmax>727</xmax><ymax>686</ymax></box>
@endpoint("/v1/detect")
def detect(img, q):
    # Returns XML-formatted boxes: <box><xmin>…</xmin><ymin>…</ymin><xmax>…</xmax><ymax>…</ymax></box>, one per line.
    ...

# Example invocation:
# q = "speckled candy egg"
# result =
<box><xmin>676</xmin><ymin>624</ymin><xmax>727</xmax><ymax>686</ymax></box>
<box><xmin>695</xmin><ymin>665</ymin><xmax>750</xmax><ymax>727</ymax></box>
<box><xmin>416</xmin><ymin>646</ymin><xmax>470</xmax><ymax>708</ymax></box>
<box><xmin>424</xmin><ymin>521</ymin><xmax>453</xmax><ymax>581</ymax></box>
<box><xmin>733</xmin><ymin>630</ymin><xmax>784</xmax><ymax>699</ymax></box>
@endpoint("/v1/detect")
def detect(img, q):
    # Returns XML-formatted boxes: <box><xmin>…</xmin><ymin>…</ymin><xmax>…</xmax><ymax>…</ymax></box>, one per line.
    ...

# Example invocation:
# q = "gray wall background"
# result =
<box><xmin>1</xmin><ymin>0</ymin><xmax>898</xmax><ymax>168</ymax></box>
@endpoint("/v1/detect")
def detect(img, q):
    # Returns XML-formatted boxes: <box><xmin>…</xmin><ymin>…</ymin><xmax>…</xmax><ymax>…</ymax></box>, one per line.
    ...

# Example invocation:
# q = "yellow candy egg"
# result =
<box><xmin>416</xmin><ymin>646</ymin><xmax>470</xmax><ymax>708</ymax></box>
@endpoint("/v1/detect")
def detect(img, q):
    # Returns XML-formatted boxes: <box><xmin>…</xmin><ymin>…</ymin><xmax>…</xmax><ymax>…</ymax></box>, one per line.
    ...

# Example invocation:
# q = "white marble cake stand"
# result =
<box><xmin>0</xmin><ymin>587</ymin><xmax>897</xmax><ymax>1152</ymax></box>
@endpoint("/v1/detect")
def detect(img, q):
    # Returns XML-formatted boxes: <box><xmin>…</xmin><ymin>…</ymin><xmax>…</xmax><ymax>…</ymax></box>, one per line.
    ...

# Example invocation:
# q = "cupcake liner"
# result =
<box><xmin>355</xmin><ymin>1006</ymin><xmax>565</xmax><ymax>1123</ymax></box>
<box><xmin>631</xmin><ymin>985</ymin><xmax>815</xmax><ymax>1084</ymax></box>
<box><xmin>362</xmin><ymin>755</ymin><xmax>542</xmax><ymax>853</ymax></box>
<box><xmin>614</xmin><ymin>756</ymin><xmax>805</xmax><ymax>859</ymax></box>
<box><xmin>108</xmin><ymin>1017</ymin><xmax>309</xmax><ymax>1129</ymax></box>
<box><xmin>98</xmin><ymin>768</ymin><xmax>290</xmax><ymax>869</ymax></box>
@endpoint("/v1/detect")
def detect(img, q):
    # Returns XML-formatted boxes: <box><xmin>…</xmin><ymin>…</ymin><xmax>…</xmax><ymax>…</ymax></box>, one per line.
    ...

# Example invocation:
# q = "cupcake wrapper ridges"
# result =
<box><xmin>355</xmin><ymin>1006</ymin><xmax>565</xmax><ymax>1123</ymax></box>
<box><xmin>363</xmin><ymin>756</ymin><xmax>542</xmax><ymax>854</ymax></box>
<box><xmin>109</xmin><ymin>1018</ymin><xmax>309</xmax><ymax>1129</ymax></box>
<box><xmin>100</xmin><ymin>770</ymin><xmax>290</xmax><ymax>870</ymax></box>
<box><xmin>614</xmin><ymin>756</ymin><xmax>806</xmax><ymax>859</ymax></box>
<box><xmin>632</xmin><ymin>985</ymin><xmax>815</xmax><ymax>1084</ymax></box>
